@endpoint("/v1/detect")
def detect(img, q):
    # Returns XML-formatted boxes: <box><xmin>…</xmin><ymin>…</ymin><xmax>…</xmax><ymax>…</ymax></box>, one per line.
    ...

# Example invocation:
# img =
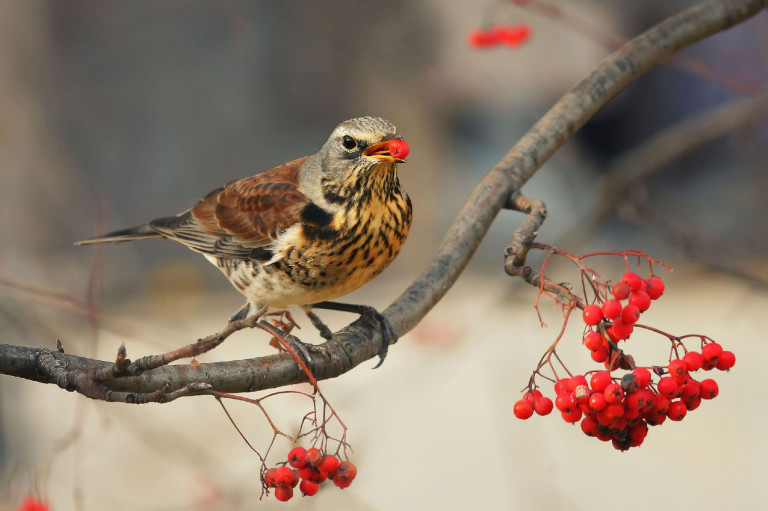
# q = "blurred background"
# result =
<box><xmin>1</xmin><ymin>1</ymin><xmax>766</xmax><ymax>509</ymax></box>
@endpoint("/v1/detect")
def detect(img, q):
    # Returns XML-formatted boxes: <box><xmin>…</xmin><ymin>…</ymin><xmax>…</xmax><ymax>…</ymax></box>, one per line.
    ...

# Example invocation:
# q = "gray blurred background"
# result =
<box><xmin>1</xmin><ymin>1</ymin><xmax>766</xmax><ymax>510</ymax></box>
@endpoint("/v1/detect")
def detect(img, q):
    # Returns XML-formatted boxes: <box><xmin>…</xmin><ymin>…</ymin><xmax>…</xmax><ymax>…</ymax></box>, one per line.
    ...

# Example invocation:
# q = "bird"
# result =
<box><xmin>76</xmin><ymin>116</ymin><xmax>412</xmax><ymax>365</ymax></box>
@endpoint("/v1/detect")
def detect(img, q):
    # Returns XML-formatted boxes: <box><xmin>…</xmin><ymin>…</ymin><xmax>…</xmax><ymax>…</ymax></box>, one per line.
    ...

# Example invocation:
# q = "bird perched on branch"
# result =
<box><xmin>77</xmin><ymin>116</ymin><xmax>412</xmax><ymax>365</ymax></box>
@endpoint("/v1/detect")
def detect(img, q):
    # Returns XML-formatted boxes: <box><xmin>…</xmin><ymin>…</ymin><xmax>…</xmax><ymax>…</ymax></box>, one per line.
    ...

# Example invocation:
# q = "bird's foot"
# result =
<box><xmin>261</xmin><ymin>310</ymin><xmax>327</xmax><ymax>362</ymax></box>
<box><xmin>311</xmin><ymin>301</ymin><xmax>397</xmax><ymax>368</ymax></box>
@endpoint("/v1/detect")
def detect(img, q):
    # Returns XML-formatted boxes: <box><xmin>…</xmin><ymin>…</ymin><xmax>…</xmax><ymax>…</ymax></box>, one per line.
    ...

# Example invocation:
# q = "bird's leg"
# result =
<box><xmin>302</xmin><ymin>308</ymin><xmax>334</xmax><ymax>341</ymax></box>
<box><xmin>310</xmin><ymin>301</ymin><xmax>397</xmax><ymax>368</ymax></box>
<box><xmin>229</xmin><ymin>302</ymin><xmax>251</xmax><ymax>322</ymax></box>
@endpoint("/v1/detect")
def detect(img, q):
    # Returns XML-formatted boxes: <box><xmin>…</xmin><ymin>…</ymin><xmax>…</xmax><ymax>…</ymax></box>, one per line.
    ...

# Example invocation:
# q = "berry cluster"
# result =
<box><xmin>264</xmin><ymin>447</ymin><xmax>357</xmax><ymax>502</ymax></box>
<box><xmin>468</xmin><ymin>24</ymin><xmax>531</xmax><ymax>48</ymax></box>
<box><xmin>581</xmin><ymin>272</ymin><xmax>665</xmax><ymax>365</ymax></box>
<box><xmin>514</xmin><ymin>271</ymin><xmax>735</xmax><ymax>451</ymax></box>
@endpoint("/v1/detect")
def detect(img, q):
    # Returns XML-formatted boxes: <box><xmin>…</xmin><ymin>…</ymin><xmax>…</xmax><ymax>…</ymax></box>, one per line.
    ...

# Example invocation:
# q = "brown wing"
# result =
<box><xmin>149</xmin><ymin>157</ymin><xmax>309</xmax><ymax>260</ymax></box>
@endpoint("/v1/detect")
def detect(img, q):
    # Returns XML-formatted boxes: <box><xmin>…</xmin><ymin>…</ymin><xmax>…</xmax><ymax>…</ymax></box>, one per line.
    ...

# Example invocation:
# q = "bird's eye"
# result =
<box><xmin>342</xmin><ymin>135</ymin><xmax>357</xmax><ymax>150</ymax></box>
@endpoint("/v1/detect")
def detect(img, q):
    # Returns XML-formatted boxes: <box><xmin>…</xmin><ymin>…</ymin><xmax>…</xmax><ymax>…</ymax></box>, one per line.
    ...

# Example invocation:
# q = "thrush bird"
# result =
<box><xmin>77</xmin><ymin>116</ymin><xmax>412</xmax><ymax>364</ymax></box>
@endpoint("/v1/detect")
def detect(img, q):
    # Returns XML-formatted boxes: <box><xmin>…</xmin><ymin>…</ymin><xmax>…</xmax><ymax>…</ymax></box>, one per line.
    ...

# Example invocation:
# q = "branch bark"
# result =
<box><xmin>1</xmin><ymin>0</ymin><xmax>766</xmax><ymax>401</ymax></box>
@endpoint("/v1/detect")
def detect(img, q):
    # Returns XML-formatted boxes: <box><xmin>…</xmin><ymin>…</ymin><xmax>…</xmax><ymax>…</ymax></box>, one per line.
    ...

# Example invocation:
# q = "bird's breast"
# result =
<box><xmin>275</xmin><ymin>189</ymin><xmax>412</xmax><ymax>299</ymax></box>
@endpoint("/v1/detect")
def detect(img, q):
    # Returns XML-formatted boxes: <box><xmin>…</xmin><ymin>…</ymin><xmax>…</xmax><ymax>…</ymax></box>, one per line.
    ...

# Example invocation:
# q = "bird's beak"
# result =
<box><xmin>362</xmin><ymin>137</ymin><xmax>407</xmax><ymax>163</ymax></box>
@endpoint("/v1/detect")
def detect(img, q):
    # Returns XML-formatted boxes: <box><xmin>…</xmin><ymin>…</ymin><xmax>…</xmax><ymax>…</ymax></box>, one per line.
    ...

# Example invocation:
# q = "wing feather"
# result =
<box><xmin>149</xmin><ymin>157</ymin><xmax>308</xmax><ymax>260</ymax></box>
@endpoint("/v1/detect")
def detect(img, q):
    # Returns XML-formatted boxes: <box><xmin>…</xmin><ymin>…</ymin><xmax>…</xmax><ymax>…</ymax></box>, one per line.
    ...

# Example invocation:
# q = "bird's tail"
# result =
<box><xmin>74</xmin><ymin>224</ymin><xmax>161</xmax><ymax>246</ymax></box>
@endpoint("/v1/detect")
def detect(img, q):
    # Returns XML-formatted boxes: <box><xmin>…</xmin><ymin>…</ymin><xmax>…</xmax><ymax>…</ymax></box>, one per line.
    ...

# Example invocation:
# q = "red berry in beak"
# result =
<box><xmin>389</xmin><ymin>139</ymin><xmax>409</xmax><ymax>160</ymax></box>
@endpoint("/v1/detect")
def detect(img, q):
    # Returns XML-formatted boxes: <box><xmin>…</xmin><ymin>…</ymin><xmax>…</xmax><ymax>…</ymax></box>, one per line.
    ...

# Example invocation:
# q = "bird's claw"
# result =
<box><xmin>283</xmin><ymin>334</ymin><xmax>330</xmax><ymax>369</ymax></box>
<box><xmin>358</xmin><ymin>305</ymin><xmax>398</xmax><ymax>369</ymax></box>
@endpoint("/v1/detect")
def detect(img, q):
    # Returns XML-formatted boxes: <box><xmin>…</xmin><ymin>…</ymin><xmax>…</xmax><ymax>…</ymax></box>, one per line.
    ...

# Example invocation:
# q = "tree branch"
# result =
<box><xmin>1</xmin><ymin>0</ymin><xmax>765</xmax><ymax>400</ymax></box>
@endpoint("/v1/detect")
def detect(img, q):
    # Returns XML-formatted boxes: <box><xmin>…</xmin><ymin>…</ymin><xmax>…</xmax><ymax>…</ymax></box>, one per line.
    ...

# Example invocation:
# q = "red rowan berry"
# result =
<box><xmin>645</xmin><ymin>277</ymin><xmax>665</xmax><ymax>299</ymax></box>
<box><xmin>716</xmin><ymin>351</ymin><xmax>736</xmax><ymax>370</ymax></box>
<box><xmin>590</xmin><ymin>371</ymin><xmax>612</xmax><ymax>392</ymax></box>
<box><xmin>686</xmin><ymin>396</ymin><xmax>702</xmax><ymax>411</ymax></box>
<box><xmin>611</xmin><ymin>318</ymin><xmax>633</xmax><ymax>340</ymax></box>
<box><xmin>589</xmin><ymin>391</ymin><xmax>607</xmax><ymax>411</ymax></box>
<box><xmin>561</xmin><ymin>407</ymin><xmax>583</xmax><ymax>423</ymax></box>
<box><xmin>304</xmin><ymin>468</ymin><xmax>328</xmax><ymax>484</ymax></box>
<box><xmin>652</xmin><ymin>395</ymin><xmax>670</xmax><ymax>415</ymax></box>
<box><xmin>581</xmin><ymin>416</ymin><xmax>599</xmax><ymax>437</ymax></box>
<box><xmin>646</xmin><ymin>398</ymin><xmax>669</xmax><ymax>425</ymax></box>
<box><xmin>555</xmin><ymin>392</ymin><xmax>576</xmax><ymax>413</ymax></box>
<box><xmin>657</xmin><ymin>376</ymin><xmax>679</xmax><ymax>398</ymax></box>
<box><xmin>595</xmin><ymin>428</ymin><xmax>612</xmax><ymax>442</ymax></box>
<box><xmin>514</xmin><ymin>399</ymin><xmax>535</xmax><ymax>419</ymax></box>
<box><xmin>288</xmin><ymin>446</ymin><xmax>307</xmax><ymax>469</ymax></box>
<box><xmin>702</xmin><ymin>343</ymin><xmax>723</xmax><ymax>369</ymax></box>
<box><xmin>567</xmin><ymin>375</ymin><xmax>588</xmax><ymax>391</ymax></box>
<box><xmin>683</xmin><ymin>351</ymin><xmax>704</xmax><ymax>372</ymax></box>
<box><xmin>621</xmin><ymin>373</ymin><xmax>639</xmax><ymax>393</ymax></box>
<box><xmin>584</xmin><ymin>330</ymin><xmax>603</xmax><ymax>350</ymax></box>
<box><xmin>334</xmin><ymin>462</ymin><xmax>357</xmax><ymax>484</ymax></box>
<box><xmin>534</xmin><ymin>396</ymin><xmax>554</xmax><ymax>416</ymax></box>
<box><xmin>626</xmin><ymin>392</ymin><xmax>644</xmax><ymax>410</ymax></box>
<box><xmin>601</xmin><ymin>299</ymin><xmax>622</xmax><ymax>319</ymax></box>
<box><xmin>623</xmin><ymin>407</ymin><xmax>640</xmax><ymax>421</ymax></box>
<box><xmin>629</xmin><ymin>291</ymin><xmax>651</xmax><ymax>312</ymax></box>
<box><xmin>614</xmin><ymin>418</ymin><xmax>628</xmax><ymax>431</ymax></box>
<box><xmin>523</xmin><ymin>389</ymin><xmax>542</xmax><ymax>403</ymax></box>
<box><xmin>264</xmin><ymin>468</ymin><xmax>278</xmax><ymax>488</ymax></box>
<box><xmin>591</xmin><ymin>346</ymin><xmax>609</xmax><ymax>363</ymax></box>
<box><xmin>305</xmin><ymin>448</ymin><xmax>323</xmax><ymax>468</ymax></box>
<box><xmin>621</xmin><ymin>304</ymin><xmax>641</xmax><ymax>325</ymax></box>
<box><xmin>583</xmin><ymin>305</ymin><xmax>604</xmax><ymax>326</ymax></box>
<box><xmin>667</xmin><ymin>401</ymin><xmax>687</xmax><ymax>421</ymax></box>
<box><xmin>612</xmin><ymin>438</ymin><xmax>632</xmax><ymax>452</ymax></box>
<box><xmin>274</xmin><ymin>466</ymin><xmax>295</xmax><ymax>488</ymax></box>
<box><xmin>700</xmin><ymin>379</ymin><xmax>719</xmax><ymax>399</ymax></box>
<box><xmin>574</xmin><ymin>385</ymin><xmax>590</xmax><ymax>405</ymax></box>
<box><xmin>595</xmin><ymin>409</ymin><xmax>612</xmax><ymax>426</ymax></box>
<box><xmin>487</xmin><ymin>26</ymin><xmax>507</xmax><ymax>44</ymax></box>
<box><xmin>297</xmin><ymin>467</ymin><xmax>314</xmax><ymax>481</ymax></box>
<box><xmin>612</xmin><ymin>281</ymin><xmax>631</xmax><ymax>300</ymax></box>
<box><xmin>622</xmin><ymin>272</ymin><xmax>644</xmax><ymax>292</ymax></box>
<box><xmin>275</xmin><ymin>486</ymin><xmax>294</xmax><ymax>502</ymax></box>
<box><xmin>554</xmin><ymin>378</ymin><xmax>570</xmax><ymax>395</ymax></box>
<box><xmin>604</xmin><ymin>403</ymin><xmax>625</xmax><ymax>422</ymax></box>
<box><xmin>641</xmin><ymin>390</ymin><xmax>657</xmax><ymax>411</ymax></box>
<box><xmin>668</xmin><ymin>359</ymin><xmax>688</xmax><ymax>381</ymax></box>
<box><xmin>604</xmin><ymin>383</ymin><xmax>624</xmax><ymax>404</ymax></box>
<box><xmin>17</xmin><ymin>497</ymin><xmax>50</xmax><ymax>511</ymax></box>
<box><xmin>468</xmin><ymin>29</ymin><xmax>496</xmax><ymax>48</ymax></box>
<box><xmin>319</xmin><ymin>455</ymin><xmax>341</xmax><ymax>474</ymax></box>
<box><xmin>629</xmin><ymin>421</ymin><xmax>648</xmax><ymax>442</ymax></box>
<box><xmin>680</xmin><ymin>379</ymin><xmax>700</xmax><ymax>402</ymax></box>
<box><xmin>299</xmin><ymin>479</ymin><xmax>320</xmax><ymax>496</ymax></box>
<box><xmin>633</xmin><ymin>368</ymin><xmax>652</xmax><ymax>388</ymax></box>
<box><xmin>501</xmin><ymin>24</ymin><xmax>531</xmax><ymax>46</ymax></box>
<box><xmin>389</xmin><ymin>139</ymin><xmax>409</xmax><ymax>160</ymax></box>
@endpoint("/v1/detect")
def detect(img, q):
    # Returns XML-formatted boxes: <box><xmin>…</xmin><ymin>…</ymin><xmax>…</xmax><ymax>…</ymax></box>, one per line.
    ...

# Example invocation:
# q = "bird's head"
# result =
<box><xmin>301</xmin><ymin>116</ymin><xmax>409</xmax><ymax>207</ymax></box>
